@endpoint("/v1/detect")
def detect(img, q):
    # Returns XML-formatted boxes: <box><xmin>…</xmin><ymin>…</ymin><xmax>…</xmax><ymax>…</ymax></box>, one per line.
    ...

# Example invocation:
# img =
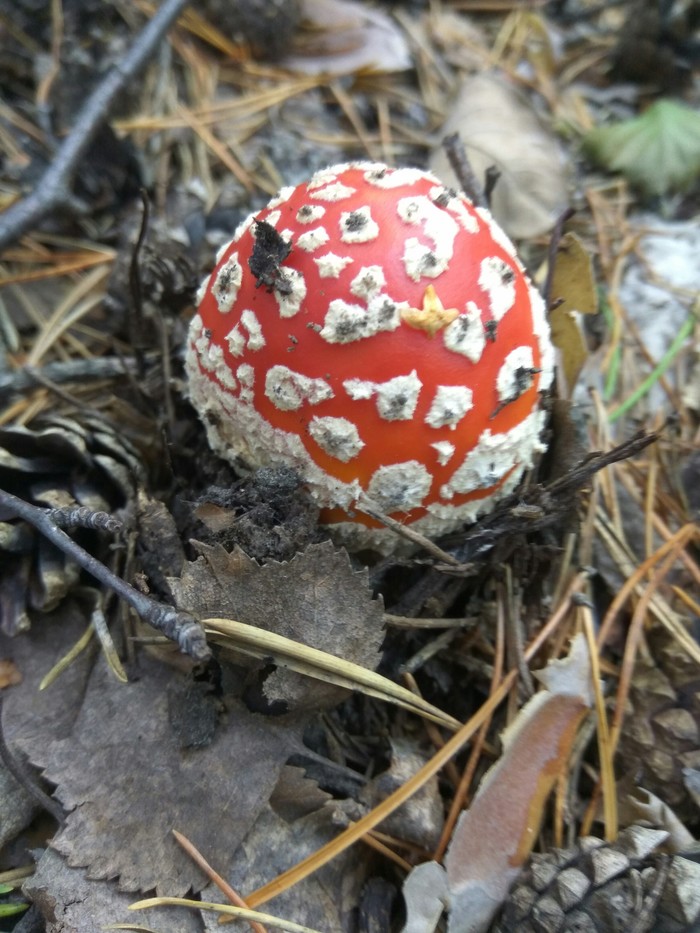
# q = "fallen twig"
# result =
<box><xmin>442</xmin><ymin>133</ymin><xmax>487</xmax><ymax>207</ymax></box>
<box><xmin>0</xmin><ymin>357</ymin><xmax>145</xmax><ymax>400</ymax></box>
<box><xmin>444</xmin><ymin>429</ymin><xmax>660</xmax><ymax>566</ymax></box>
<box><xmin>0</xmin><ymin>694</ymin><xmax>66</xmax><ymax>824</ymax></box>
<box><xmin>0</xmin><ymin>0</ymin><xmax>191</xmax><ymax>254</ymax></box>
<box><xmin>0</xmin><ymin>487</ymin><xmax>210</xmax><ymax>662</ymax></box>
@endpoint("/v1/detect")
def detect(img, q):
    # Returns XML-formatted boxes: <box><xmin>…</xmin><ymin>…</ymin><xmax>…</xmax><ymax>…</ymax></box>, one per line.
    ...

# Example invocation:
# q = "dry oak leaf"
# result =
<box><xmin>31</xmin><ymin>652</ymin><xmax>301</xmax><ymax>897</ymax></box>
<box><xmin>168</xmin><ymin>540</ymin><xmax>385</xmax><ymax>712</ymax></box>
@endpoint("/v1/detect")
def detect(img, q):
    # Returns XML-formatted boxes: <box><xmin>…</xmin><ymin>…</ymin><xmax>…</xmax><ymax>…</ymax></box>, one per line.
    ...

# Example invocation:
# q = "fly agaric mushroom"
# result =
<box><xmin>186</xmin><ymin>162</ymin><xmax>554</xmax><ymax>552</ymax></box>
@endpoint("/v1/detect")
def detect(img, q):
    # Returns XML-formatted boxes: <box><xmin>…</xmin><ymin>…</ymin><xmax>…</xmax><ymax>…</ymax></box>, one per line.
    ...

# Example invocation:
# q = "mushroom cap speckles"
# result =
<box><xmin>265</xmin><ymin>365</ymin><xmax>333</xmax><ymax>411</ymax></box>
<box><xmin>350</xmin><ymin>266</ymin><xmax>386</xmax><ymax>301</ymax></box>
<box><xmin>479</xmin><ymin>256</ymin><xmax>517</xmax><ymax>321</ymax></box>
<box><xmin>339</xmin><ymin>207</ymin><xmax>379</xmax><ymax>244</ymax></box>
<box><xmin>211</xmin><ymin>253</ymin><xmax>243</xmax><ymax>313</ymax></box>
<box><xmin>366</xmin><ymin>461</ymin><xmax>433</xmax><ymax>512</ymax></box>
<box><xmin>309</xmin><ymin>416</ymin><xmax>365</xmax><ymax>462</ymax></box>
<box><xmin>344</xmin><ymin>371</ymin><xmax>422</xmax><ymax>421</ymax></box>
<box><xmin>186</xmin><ymin>160</ymin><xmax>554</xmax><ymax>551</ymax></box>
<box><xmin>310</xmin><ymin>181</ymin><xmax>357</xmax><ymax>202</ymax></box>
<box><xmin>398</xmin><ymin>195</ymin><xmax>459</xmax><ymax>282</ymax></box>
<box><xmin>296</xmin><ymin>204</ymin><xmax>326</xmax><ymax>224</ymax></box>
<box><xmin>443</xmin><ymin>301</ymin><xmax>486</xmax><ymax>363</ymax></box>
<box><xmin>226</xmin><ymin>310</ymin><xmax>266</xmax><ymax>358</ymax></box>
<box><xmin>425</xmin><ymin>385</ymin><xmax>474</xmax><ymax>429</ymax></box>
<box><xmin>496</xmin><ymin>346</ymin><xmax>537</xmax><ymax>404</ymax></box>
<box><xmin>296</xmin><ymin>226</ymin><xmax>331</xmax><ymax>253</ymax></box>
<box><xmin>431</xmin><ymin>440</ymin><xmax>456</xmax><ymax>466</ymax></box>
<box><xmin>274</xmin><ymin>268</ymin><xmax>307</xmax><ymax>318</ymax></box>
<box><xmin>315</xmin><ymin>253</ymin><xmax>354</xmax><ymax>278</ymax></box>
<box><xmin>320</xmin><ymin>296</ymin><xmax>402</xmax><ymax>344</ymax></box>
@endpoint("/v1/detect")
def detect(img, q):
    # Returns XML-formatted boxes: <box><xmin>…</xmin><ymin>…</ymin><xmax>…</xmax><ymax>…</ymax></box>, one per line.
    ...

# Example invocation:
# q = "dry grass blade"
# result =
<box><xmin>128</xmin><ymin>896</ymin><xmax>322</xmax><ymax>932</ymax></box>
<box><xmin>177</xmin><ymin>105</ymin><xmax>256</xmax><ymax>193</ymax></box>
<box><xmin>433</xmin><ymin>592</ymin><xmax>505</xmax><ymax>861</ymax></box>
<box><xmin>0</xmin><ymin>247</ymin><xmax>116</xmax><ymax>286</ymax></box>
<box><xmin>596</xmin><ymin>518</ymin><xmax>700</xmax><ymax>664</ymax></box>
<box><xmin>581</xmin><ymin>526</ymin><xmax>697</xmax><ymax>837</ymax></box>
<box><xmin>172</xmin><ymin>830</ymin><xmax>266</xmax><ymax>933</ymax></box>
<box><xmin>25</xmin><ymin>265</ymin><xmax>111</xmax><ymax>365</ymax></box>
<box><xmin>39</xmin><ymin>623</ymin><xmax>94</xmax><ymax>690</ymax></box>
<box><xmin>608</xmin><ymin>530</ymin><xmax>697</xmax><ymax>756</ymax></box>
<box><xmin>204</xmin><ymin>617</ymin><xmax>461</xmax><ymax>731</ymax></box>
<box><xmin>580</xmin><ymin>606</ymin><xmax>617</xmax><ymax>842</ymax></box>
<box><xmin>672</xmin><ymin>585</ymin><xmax>700</xmax><ymax>616</ymax></box>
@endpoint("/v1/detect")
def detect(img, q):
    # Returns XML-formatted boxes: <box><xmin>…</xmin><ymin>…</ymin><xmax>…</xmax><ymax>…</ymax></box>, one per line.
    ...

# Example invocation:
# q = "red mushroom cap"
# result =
<box><xmin>186</xmin><ymin>162</ymin><xmax>554</xmax><ymax>551</ymax></box>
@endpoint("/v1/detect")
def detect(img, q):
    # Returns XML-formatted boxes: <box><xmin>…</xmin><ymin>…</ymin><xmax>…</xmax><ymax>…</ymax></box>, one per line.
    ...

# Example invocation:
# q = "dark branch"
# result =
<box><xmin>442</xmin><ymin>133</ymin><xmax>487</xmax><ymax>208</ymax></box>
<box><xmin>446</xmin><ymin>430</ymin><xmax>659</xmax><ymax>565</ymax></box>
<box><xmin>0</xmin><ymin>694</ymin><xmax>66</xmax><ymax>824</ymax></box>
<box><xmin>0</xmin><ymin>487</ymin><xmax>210</xmax><ymax>662</ymax></box>
<box><xmin>543</xmin><ymin>206</ymin><xmax>576</xmax><ymax>312</ymax></box>
<box><xmin>0</xmin><ymin>0</ymin><xmax>192</xmax><ymax>254</ymax></box>
<box><xmin>0</xmin><ymin>357</ymin><xmax>145</xmax><ymax>400</ymax></box>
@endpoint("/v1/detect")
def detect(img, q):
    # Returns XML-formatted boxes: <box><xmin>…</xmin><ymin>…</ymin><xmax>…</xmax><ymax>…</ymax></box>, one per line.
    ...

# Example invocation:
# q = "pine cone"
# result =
<box><xmin>616</xmin><ymin>628</ymin><xmax>700</xmax><ymax>822</ymax></box>
<box><xmin>0</xmin><ymin>412</ymin><xmax>145</xmax><ymax>635</ymax></box>
<box><xmin>493</xmin><ymin>825</ymin><xmax>700</xmax><ymax>933</ymax></box>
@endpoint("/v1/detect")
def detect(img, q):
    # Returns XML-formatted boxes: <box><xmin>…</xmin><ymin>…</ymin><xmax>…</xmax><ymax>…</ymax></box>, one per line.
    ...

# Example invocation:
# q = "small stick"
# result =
<box><xmin>0</xmin><ymin>0</ymin><xmax>192</xmax><ymax>253</ymax></box>
<box><xmin>543</xmin><ymin>206</ymin><xmax>576</xmax><ymax>312</ymax></box>
<box><xmin>172</xmin><ymin>830</ymin><xmax>268</xmax><ymax>933</ymax></box>
<box><xmin>0</xmin><ymin>694</ymin><xmax>66</xmax><ymax>824</ymax></box>
<box><xmin>442</xmin><ymin>133</ymin><xmax>487</xmax><ymax>207</ymax></box>
<box><xmin>483</xmin><ymin>166</ymin><xmax>501</xmax><ymax>207</ymax></box>
<box><xmin>127</xmin><ymin>190</ymin><xmax>151</xmax><ymax>377</ymax></box>
<box><xmin>0</xmin><ymin>487</ymin><xmax>210</xmax><ymax>662</ymax></box>
<box><xmin>48</xmin><ymin>505</ymin><xmax>123</xmax><ymax>534</ymax></box>
<box><xmin>0</xmin><ymin>357</ymin><xmax>144</xmax><ymax>399</ymax></box>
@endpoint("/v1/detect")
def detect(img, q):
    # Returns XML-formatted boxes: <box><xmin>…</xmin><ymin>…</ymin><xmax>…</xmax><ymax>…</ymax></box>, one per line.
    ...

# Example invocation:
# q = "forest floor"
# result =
<box><xmin>0</xmin><ymin>1</ymin><xmax>699</xmax><ymax>931</ymax></box>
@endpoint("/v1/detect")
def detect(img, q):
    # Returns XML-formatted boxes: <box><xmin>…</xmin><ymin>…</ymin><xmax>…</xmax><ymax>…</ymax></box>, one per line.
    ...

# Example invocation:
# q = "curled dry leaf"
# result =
<box><xmin>546</xmin><ymin>232</ymin><xmax>599</xmax><ymax>396</ymax></box>
<box><xmin>429</xmin><ymin>73</ymin><xmax>569</xmax><ymax>239</ymax></box>
<box><xmin>401</xmin><ymin>634</ymin><xmax>593</xmax><ymax>933</ymax></box>
<box><xmin>281</xmin><ymin>0</ymin><xmax>411</xmax><ymax>75</ymax></box>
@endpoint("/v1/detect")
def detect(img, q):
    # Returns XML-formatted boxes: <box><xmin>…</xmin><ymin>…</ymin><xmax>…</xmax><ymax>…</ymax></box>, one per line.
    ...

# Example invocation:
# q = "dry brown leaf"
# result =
<box><xmin>31</xmin><ymin>652</ymin><xmax>301</xmax><ymax>896</ymax></box>
<box><xmin>201</xmin><ymin>766</ymin><xmax>364</xmax><ymax>932</ymax></box>
<box><xmin>168</xmin><ymin>541</ymin><xmax>385</xmax><ymax>713</ymax></box>
<box><xmin>547</xmin><ymin>231</ymin><xmax>599</xmax><ymax>395</ymax></box>
<box><xmin>281</xmin><ymin>0</ymin><xmax>411</xmax><ymax>75</ymax></box>
<box><xmin>24</xmin><ymin>847</ymin><xmax>202</xmax><ymax>933</ymax></box>
<box><xmin>401</xmin><ymin>634</ymin><xmax>594</xmax><ymax>933</ymax></box>
<box><xmin>360</xmin><ymin>740</ymin><xmax>443</xmax><ymax>851</ymax></box>
<box><xmin>429</xmin><ymin>72</ymin><xmax>569</xmax><ymax>239</ymax></box>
